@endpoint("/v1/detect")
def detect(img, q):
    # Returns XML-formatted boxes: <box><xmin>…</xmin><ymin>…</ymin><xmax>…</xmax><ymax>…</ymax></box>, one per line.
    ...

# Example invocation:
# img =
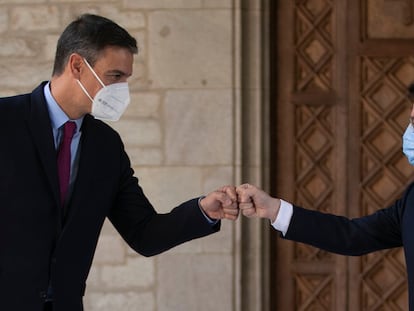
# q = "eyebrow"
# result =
<box><xmin>105</xmin><ymin>69</ymin><xmax>131</xmax><ymax>77</ymax></box>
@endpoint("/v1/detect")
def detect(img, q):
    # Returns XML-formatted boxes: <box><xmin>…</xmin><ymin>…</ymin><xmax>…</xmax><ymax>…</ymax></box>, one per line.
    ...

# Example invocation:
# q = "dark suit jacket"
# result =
<box><xmin>284</xmin><ymin>182</ymin><xmax>414</xmax><ymax>309</ymax></box>
<box><xmin>0</xmin><ymin>83</ymin><xmax>220</xmax><ymax>311</ymax></box>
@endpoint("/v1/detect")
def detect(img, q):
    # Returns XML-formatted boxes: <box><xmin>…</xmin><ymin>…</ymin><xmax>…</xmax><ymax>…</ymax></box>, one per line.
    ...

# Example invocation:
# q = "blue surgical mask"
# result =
<box><xmin>403</xmin><ymin>124</ymin><xmax>414</xmax><ymax>165</ymax></box>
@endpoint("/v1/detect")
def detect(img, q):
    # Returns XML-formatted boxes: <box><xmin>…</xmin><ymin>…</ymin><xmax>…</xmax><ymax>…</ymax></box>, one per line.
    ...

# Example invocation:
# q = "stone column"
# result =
<box><xmin>239</xmin><ymin>0</ymin><xmax>272</xmax><ymax>310</ymax></box>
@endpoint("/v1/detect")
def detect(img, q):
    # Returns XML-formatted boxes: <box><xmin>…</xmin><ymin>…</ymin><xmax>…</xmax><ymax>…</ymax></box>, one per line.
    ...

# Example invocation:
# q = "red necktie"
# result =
<box><xmin>57</xmin><ymin>121</ymin><xmax>76</xmax><ymax>205</ymax></box>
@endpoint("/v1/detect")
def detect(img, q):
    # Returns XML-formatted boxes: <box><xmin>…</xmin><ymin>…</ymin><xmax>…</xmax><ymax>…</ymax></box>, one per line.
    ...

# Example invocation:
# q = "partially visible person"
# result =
<box><xmin>236</xmin><ymin>175</ymin><xmax>414</xmax><ymax>310</ymax></box>
<box><xmin>236</xmin><ymin>88</ymin><xmax>414</xmax><ymax>309</ymax></box>
<box><xmin>0</xmin><ymin>13</ymin><xmax>238</xmax><ymax>311</ymax></box>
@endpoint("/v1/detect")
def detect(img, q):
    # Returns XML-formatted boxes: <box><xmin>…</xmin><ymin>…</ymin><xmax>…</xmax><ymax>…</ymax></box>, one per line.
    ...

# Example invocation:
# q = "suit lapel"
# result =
<box><xmin>27</xmin><ymin>84</ymin><xmax>61</xmax><ymax>211</ymax></box>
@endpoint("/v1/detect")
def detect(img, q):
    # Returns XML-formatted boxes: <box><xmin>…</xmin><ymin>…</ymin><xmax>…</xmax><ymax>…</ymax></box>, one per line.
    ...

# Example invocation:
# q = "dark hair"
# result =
<box><xmin>52</xmin><ymin>14</ymin><xmax>138</xmax><ymax>76</ymax></box>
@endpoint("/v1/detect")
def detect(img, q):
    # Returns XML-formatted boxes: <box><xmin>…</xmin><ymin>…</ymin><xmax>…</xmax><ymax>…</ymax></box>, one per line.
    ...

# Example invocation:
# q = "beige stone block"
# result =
<box><xmin>128</xmin><ymin>147</ymin><xmax>163</xmax><ymax>166</ymax></box>
<box><xmin>63</xmin><ymin>8</ymin><xmax>144</xmax><ymax>32</ymax></box>
<box><xmin>131</xmin><ymin>30</ymin><xmax>147</xmax><ymax>59</ymax></box>
<box><xmin>126</xmin><ymin>92</ymin><xmax>161</xmax><ymax>119</ymax></box>
<box><xmin>85</xmin><ymin>291</ymin><xmax>154</xmax><ymax>311</ymax></box>
<box><xmin>61</xmin><ymin>6</ymin><xmax>142</xmax><ymax>30</ymax></box>
<box><xmin>162</xmin><ymin>235</ymin><xmax>203</xmax><ymax>254</ymax></box>
<box><xmin>156</xmin><ymin>253</ymin><xmax>233</xmax><ymax>311</ymax></box>
<box><xmin>110</xmin><ymin>119</ymin><xmax>161</xmax><ymax>147</ymax></box>
<box><xmin>45</xmin><ymin>35</ymin><xmax>59</xmax><ymax>61</ymax></box>
<box><xmin>175</xmin><ymin>166</ymin><xmax>236</xmax><ymax>253</ymax></box>
<box><xmin>100</xmin><ymin>218</ymin><xmax>118</xmax><ymax>235</ymax></box>
<box><xmin>86</xmin><ymin>265</ymin><xmax>100</xmax><ymax>290</ymax></box>
<box><xmin>202</xmin><ymin>166</ymin><xmax>234</xmax><ymax>193</ymax></box>
<box><xmin>0</xmin><ymin>0</ymin><xmax>44</xmax><ymax>3</ymax></box>
<box><xmin>202</xmin><ymin>0</ymin><xmax>233</xmax><ymax>8</ymax></box>
<box><xmin>130</xmin><ymin>69</ymin><xmax>149</xmax><ymax>92</ymax></box>
<box><xmin>11</xmin><ymin>6</ymin><xmax>60</xmax><ymax>31</ymax></box>
<box><xmin>130</xmin><ymin>60</ymin><xmax>149</xmax><ymax>90</ymax></box>
<box><xmin>165</xmin><ymin>90</ymin><xmax>233</xmax><ymax>165</ymax></box>
<box><xmin>101</xmin><ymin>256</ymin><xmax>154</xmax><ymax>288</ymax></box>
<box><xmin>148</xmin><ymin>10</ymin><xmax>232</xmax><ymax>88</ymax></box>
<box><xmin>198</xmin><ymin>220</ymin><xmax>234</xmax><ymax>252</ymax></box>
<box><xmin>51</xmin><ymin>0</ymin><xmax>102</xmax><ymax>2</ymax></box>
<box><xmin>0</xmin><ymin>38</ymin><xmax>38</xmax><ymax>57</ymax></box>
<box><xmin>93</xmin><ymin>234</ymin><xmax>126</xmax><ymax>265</ymax></box>
<box><xmin>124</xmin><ymin>0</ymin><xmax>202</xmax><ymax>9</ymax></box>
<box><xmin>135</xmin><ymin>167</ymin><xmax>203</xmax><ymax>213</ymax></box>
<box><xmin>63</xmin><ymin>7</ymin><xmax>99</xmax><ymax>23</ymax></box>
<box><xmin>127</xmin><ymin>246</ymin><xmax>138</xmax><ymax>256</ymax></box>
<box><xmin>0</xmin><ymin>11</ymin><xmax>7</xmax><ymax>33</ymax></box>
<box><xmin>0</xmin><ymin>89</ymin><xmax>19</xmax><ymax>97</ymax></box>
<box><xmin>1</xmin><ymin>63</ymin><xmax>51</xmax><ymax>89</ymax></box>
<box><xmin>165</xmin><ymin>166</ymin><xmax>235</xmax><ymax>253</ymax></box>
<box><xmin>99</xmin><ymin>6</ymin><xmax>146</xmax><ymax>29</ymax></box>
<box><xmin>166</xmin><ymin>220</ymin><xmax>233</xmax><ymax>254</ymax></box>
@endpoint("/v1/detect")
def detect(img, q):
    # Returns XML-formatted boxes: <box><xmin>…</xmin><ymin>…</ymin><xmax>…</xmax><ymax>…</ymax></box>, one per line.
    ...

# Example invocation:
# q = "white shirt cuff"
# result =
<box><xmin>271</xmin><ymin>199</ymin><xmax>293</xmax><ymax>236</ymax></box>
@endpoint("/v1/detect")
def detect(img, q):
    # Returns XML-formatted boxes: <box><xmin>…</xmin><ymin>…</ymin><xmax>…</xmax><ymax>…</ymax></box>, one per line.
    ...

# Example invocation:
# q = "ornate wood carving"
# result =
<box><xmin>364</xmin><ymin>0</ymin><xmax>414</xmax><ymax>39</ymax></box>
<box><xmin>385</xmin><ymin>0</ymin><xmax>414</xmax><ymax>25</ymax></box>
<box><xmin>294</xmin><ymin>104</ymin><xmax>334</xmax><ymax>262</ymax></box>
<box><xmin>295</xmin><ymin>0</ymin><xmax>334</xmax><ymax>92</ymax></box>
<box><xmin>293</xmin><ymin>0</ymin><xmax>336</xmax><ymax>309</ymax></box>
<box><xmin>295</xmin><ymin>273</ymin><xmax>333</xmax><ymax>310</ymax></box>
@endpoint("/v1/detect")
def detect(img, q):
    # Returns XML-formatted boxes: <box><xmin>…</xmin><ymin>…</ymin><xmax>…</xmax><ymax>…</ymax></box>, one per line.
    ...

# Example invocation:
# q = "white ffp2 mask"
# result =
<box><xmin>77</xmin><ymin>58</ymin><xmax>130</xmax><ymax>121</ymax></box>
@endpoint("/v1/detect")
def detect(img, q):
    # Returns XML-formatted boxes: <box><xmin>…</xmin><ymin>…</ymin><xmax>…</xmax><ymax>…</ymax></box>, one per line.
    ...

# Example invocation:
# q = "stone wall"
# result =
<box><xmin>0</xmin><ymin>1</ymin><xmax>244</xmax><ymax>310</ymax></box>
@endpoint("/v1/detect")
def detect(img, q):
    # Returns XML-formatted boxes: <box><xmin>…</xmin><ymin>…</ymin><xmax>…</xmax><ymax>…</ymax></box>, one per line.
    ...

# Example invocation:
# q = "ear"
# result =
<box><xmin>68</xmin><ymin>53</ymin><xmax>84</xmax><ymax>79</ymax></box>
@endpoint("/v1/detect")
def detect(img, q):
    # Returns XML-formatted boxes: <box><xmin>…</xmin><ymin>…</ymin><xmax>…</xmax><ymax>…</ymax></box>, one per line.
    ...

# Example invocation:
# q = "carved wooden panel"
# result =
<box><xmin>365</xmin><ymin>0</ymin><xmax>414</xmax><ymax>38</ymax></box>
<box><xmin>295</xmin><ymin>0</ymin><xmax>334</xmax><ymax>92</ymax></box>
<box><xmin>292</xmin><ymin>1</ymin><xmax>337</xmax><ymax>310</ymax></box>
<box><xmin>294</xmin><ymin>273</ymin><xmax>334</xmax><ymax>310</ymax></box>
<box><xmin>295</xmin><ymin>105</ymin><xmax>334</xmax><ymax>261</ymax></box>
<box><xmin>273</xmin><ymin>1</ymin><xmax>414</xmax><ymax>311</ymax></box>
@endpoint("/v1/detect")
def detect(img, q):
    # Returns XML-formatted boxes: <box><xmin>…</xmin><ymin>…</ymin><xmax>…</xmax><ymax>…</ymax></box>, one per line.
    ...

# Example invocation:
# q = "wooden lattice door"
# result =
<box><xmin>271</xmin><ymin>1</ymin><xmax>414</xmax><ymax>310</ymax></box>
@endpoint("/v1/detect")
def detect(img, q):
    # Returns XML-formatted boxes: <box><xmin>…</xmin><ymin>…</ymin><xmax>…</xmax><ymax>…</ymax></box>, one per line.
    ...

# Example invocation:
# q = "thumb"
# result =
<box><xmin>215</xmin><ymin>191</ymin><xmax>233</xmax><ymax>206</ymax></box>
<box><xmin>236</xmin><ymin>183</ymin><xmax>255</xmax><ymax>203</ymax></box>
<box><xmin>205</xmin><ymin>191</ymin><xmax>232</xmax><ymax>208</ymax></box>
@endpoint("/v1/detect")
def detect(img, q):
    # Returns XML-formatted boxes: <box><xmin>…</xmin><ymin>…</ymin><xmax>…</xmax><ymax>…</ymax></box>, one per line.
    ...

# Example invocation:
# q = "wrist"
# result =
<box><xmin>269</xmin><ymin>198</ymin><xmax>280</xmax><ymax>223</ymax></box>
<box><xmin>198</xmin><ymin>196</ymin><xmax>219</xmax><ymax>224</ymax></box>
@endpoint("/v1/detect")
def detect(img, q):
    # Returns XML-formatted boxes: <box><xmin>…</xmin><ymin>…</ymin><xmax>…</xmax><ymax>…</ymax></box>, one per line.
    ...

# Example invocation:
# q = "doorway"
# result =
<box><xmin>270</xmin><ymin>1</ymin><xmax>414</xmax><ymax>310</ymax></box>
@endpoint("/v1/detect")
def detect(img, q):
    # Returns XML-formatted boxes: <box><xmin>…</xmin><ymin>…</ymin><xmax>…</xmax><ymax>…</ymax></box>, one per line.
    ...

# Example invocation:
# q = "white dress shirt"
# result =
<box><xmin>271</xmin><ymin>199</ymin><xmax>294</xmax><ymax>236</ymax></box>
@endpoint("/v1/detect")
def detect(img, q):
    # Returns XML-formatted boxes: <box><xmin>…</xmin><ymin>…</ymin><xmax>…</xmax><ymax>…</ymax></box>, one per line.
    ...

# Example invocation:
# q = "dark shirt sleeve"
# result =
<box><xmin>283</xmin><ymin>197</ymin><xmax>405</xmax><ymax>256</ymax></box>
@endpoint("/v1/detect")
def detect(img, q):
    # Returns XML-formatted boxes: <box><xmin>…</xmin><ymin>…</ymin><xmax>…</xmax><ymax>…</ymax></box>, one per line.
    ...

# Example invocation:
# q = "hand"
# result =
<box><xmin>236</xmin><ymin>183</ymin><xmax>280</xmax><ymax>222</ymax></box>
<box><xmin>199</xmin><ymin>185</ymin><xmax>239</xmax><ymax>221</ymax></box>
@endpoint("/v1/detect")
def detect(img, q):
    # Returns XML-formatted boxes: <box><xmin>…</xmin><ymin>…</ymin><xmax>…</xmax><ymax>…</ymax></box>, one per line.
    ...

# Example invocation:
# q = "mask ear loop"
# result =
<box><xmin>83</xmin><ymin>58</ymin><xmax>106</xmax><ymax>88</ymax></box>
<box><xmin>76</xmin><ymin>80</ymin><xmax>94</xmax><ymax>102</ymax></box>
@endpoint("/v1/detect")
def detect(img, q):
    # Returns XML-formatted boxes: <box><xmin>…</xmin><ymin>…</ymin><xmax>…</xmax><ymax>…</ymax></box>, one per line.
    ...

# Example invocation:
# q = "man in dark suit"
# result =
<box><xmin>236</xmin><ymin>173</ymin><xmax>414</xmax><ymax>310</ymax></box>
<box><xmin>0</xmin><ymin>14</ymin><xmax>239</xmax><ymax>311</ymax></box>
